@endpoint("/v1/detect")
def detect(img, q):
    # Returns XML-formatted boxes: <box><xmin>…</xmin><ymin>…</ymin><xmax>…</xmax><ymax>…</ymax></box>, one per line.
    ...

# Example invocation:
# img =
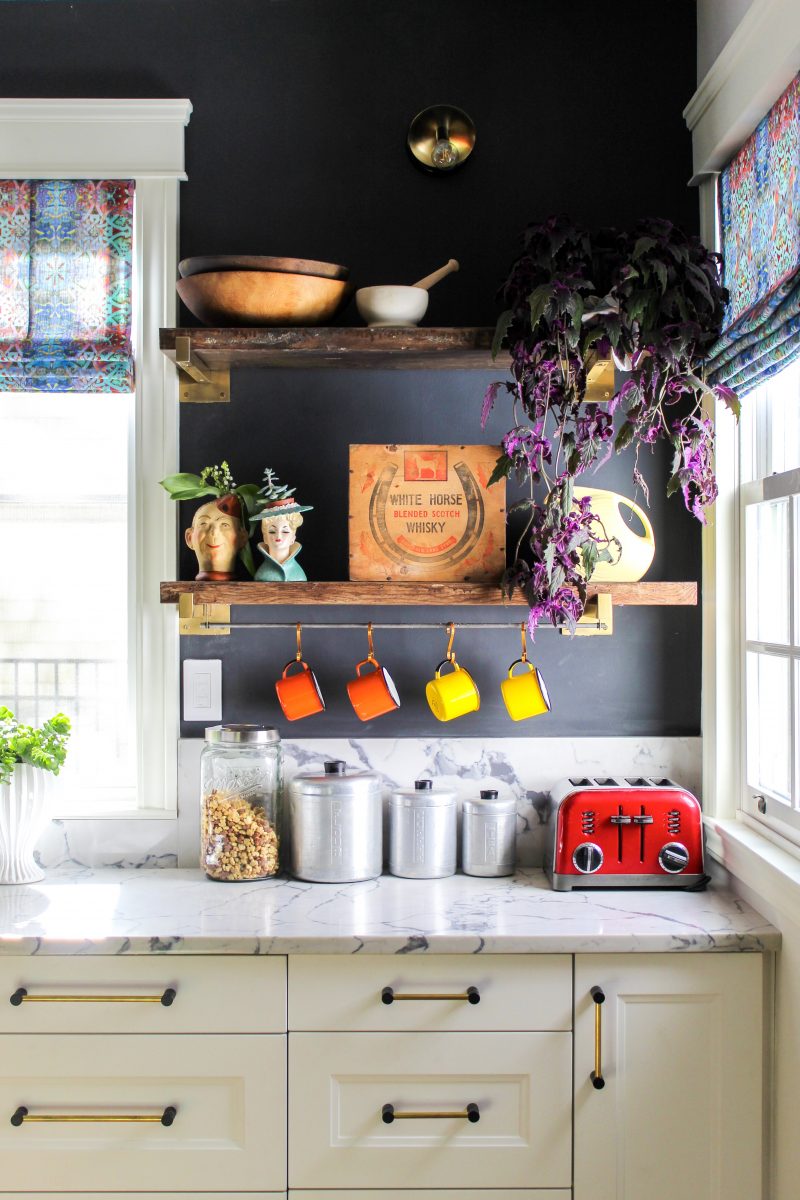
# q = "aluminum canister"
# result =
<box><xmin>389</xmin><ymin>779</ymin><xmax>457</xmax><ymax>879</ymax></box>
<box><xmin>461</xmin><ymin>789</ymin><xmax>517</xmax><ymax>877</ymax></box>
<box><xmin>289</xmin><ymin>760</ymin><xmax>382</xmax><ymax>882</ymax></box>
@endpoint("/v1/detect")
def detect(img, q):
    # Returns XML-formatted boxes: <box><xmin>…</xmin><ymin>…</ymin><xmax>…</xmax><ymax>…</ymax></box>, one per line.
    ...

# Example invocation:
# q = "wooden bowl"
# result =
<box><xmin>178</xmin><ymin>254</ymin><xmax>349</xmax><ymax>281</ymax></box>
<box><xmin>176</xmin><ymin>270</ymin><xmax>351</xmax><ymax>327</ymax></box>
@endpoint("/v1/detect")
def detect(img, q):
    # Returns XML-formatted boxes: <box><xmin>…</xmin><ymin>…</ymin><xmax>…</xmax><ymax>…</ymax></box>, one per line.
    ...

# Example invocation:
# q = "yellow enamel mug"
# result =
<box><xmin>501</xmin><ymin>659</ymin><xmax>551</xmax><ymax>721</ymax></box>
<box><xmin>426</xmin><ymin>658</ymin><xmax>481</xmax><ymax>722</ymax></box>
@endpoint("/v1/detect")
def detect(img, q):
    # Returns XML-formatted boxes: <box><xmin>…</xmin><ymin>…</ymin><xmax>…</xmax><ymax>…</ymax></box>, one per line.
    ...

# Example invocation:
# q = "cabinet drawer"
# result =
<box><xmin>289</xmin><ymin>954</ymin><xmax>571</xmax><ymax>1031</ymax></box>
<box><xmin>0</xmin><ymin>1034</ymin><xmax>286</xmax><ymax>1192</ymax></box>
<box><xmin>0</xmin><ymin>956</ymin><xmax>286</xmax><ymax>1033</ymax></box>
<box><xmin>293</xmin><ymin>1192</ymin><xmax>570</xmax><ymax>1199</ymax></box>
<box><xmin>289</xmin><ymin>1032</ymin><xmax>572</xmax><ymax>1189</ymax></box>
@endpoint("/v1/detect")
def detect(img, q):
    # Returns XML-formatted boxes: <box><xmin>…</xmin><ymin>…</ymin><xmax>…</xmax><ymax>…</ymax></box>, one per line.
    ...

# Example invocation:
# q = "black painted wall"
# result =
<box><xmin>0</xmin><ymin>0</ymin><xmax>701</xmax><ymax>737</ymax></box>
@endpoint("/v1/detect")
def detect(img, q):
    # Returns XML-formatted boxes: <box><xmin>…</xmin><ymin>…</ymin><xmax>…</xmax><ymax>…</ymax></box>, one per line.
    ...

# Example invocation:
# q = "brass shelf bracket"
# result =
<box><xmin>178</xmin><ymin>593</ymin><xmax>231</xmax><ymax>636</ymax></box>
<box><xmin>561</xmin><ymin>593</ymin><xmax>614</xmax><ymax>638</ymax></box>
<box><xmin>174</xmin><ymin>335</ymin><xmax>230</xmax><ymax>403</ymax></box>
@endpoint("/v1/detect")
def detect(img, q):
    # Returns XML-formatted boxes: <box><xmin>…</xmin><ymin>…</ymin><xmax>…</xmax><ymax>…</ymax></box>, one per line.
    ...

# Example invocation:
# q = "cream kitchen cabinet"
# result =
<box><xmin>574</xmin><ymin>953</ymin><xmax>764</xmax><ymax>1200</ymax></box>
<box><xmin>0</xmin><ymin>948</ymin><xmax>767</xmax><ymax>1198</ymax></box>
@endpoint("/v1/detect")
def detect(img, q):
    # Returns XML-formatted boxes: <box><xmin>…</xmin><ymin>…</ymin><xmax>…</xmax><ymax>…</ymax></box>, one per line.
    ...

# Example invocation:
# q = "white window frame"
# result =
<box><xmin>684</xmin><ymin>0</ymin><xmax>800</xmax><ymax>865</ymax></box>
<box><xmin>0</xmin><ymin>99</ymin><xmax>192</xmax><ymax>816</ymax></box>
<box><xmin>740</xmin><ymin>470</ymin><xmax>800</xmax><ymax>843</ymax></box>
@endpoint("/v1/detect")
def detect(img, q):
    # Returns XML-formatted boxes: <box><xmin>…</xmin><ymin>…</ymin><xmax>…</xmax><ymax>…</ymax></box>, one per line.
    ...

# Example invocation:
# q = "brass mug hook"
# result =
<box><xmin>367</xmin><ymin>621</ymin><xmax>376</xmax><ymax>662</ymax></box>
<box><xmin>295</xmin><ymin>622</ymin><xmax>303</xmax><ymax>661</ymax></box>
<box><xmin>520</xmin><ymin>623</ymin><xmax>528</xmax><ymax>663</ymax></box>
<box><xmin>446</xmin><ymin>621</ymin><xmax>456</xmax><ymax>662</ymax></box>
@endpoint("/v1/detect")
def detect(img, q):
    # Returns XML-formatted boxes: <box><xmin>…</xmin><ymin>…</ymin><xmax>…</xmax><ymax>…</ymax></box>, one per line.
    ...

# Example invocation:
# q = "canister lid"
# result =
<box><xmin>462</xmin><ymin>791</ymin><xmax>516</xmax><ymax>815</ymax></box>
<box><xmin>290</xmin><ymin>760</ymin><xmax>381</xmax><ymax>796</ymax></box>
<box><xmin>390</xmin><ymin>779</ymin><xmax>457</xmax><ymax>808</ymax></box>
<box><xmin>204</xmin><ymin>724</ymin><xmax>280</xmax><ymax>745</ymax></box>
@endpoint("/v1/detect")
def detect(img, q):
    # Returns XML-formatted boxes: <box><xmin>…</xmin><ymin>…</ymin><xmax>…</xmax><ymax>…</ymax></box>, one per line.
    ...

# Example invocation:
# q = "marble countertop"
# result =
<box><xmin>0</xmin><ymin>868</ymin><xmax>779</xmax><ymax>955</ymax></box>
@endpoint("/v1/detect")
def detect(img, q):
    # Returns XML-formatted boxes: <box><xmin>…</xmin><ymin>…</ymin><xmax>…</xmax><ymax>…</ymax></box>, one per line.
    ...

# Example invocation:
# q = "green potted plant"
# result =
<box><xmin>482</xmin><ymin>215</ymin><xmax>737</xmax><ymax>635</ymax></box>
<box><xmin>160</xmin><ymin>461</ymin><xmax>261</xmax><ymax>580</ymax></box>
<box><xmin>0</xmin><ymin>707</ymin><xmax>71</xmax><ymax>885</ymax></box>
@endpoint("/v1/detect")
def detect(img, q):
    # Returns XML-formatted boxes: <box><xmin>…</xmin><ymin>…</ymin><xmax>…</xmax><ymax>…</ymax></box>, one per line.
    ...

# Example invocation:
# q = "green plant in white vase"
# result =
<box><xmin>0</xmin><ymin>708</ymin><xmax>71</xmax><ymax>885</ymax></box>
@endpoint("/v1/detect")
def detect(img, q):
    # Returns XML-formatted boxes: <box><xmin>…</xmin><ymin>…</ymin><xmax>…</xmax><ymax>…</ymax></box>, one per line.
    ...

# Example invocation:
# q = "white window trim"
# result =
<box><xmin>0</xmin><ymin>98</ymin><xmax>192</xmax><ymax>817</ymax></box>
<box><xmin>684</xmin><ymin>1</ymin><xmax>800</xmax><ymax>874</ymax></box>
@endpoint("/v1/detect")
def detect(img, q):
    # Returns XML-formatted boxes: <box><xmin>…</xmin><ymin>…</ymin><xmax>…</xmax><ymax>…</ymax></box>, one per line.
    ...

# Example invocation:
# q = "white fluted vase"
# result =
<box><xmin>0</xmin><ymin>765</ymin><xmax>51</xmax><ymax>885</ymax></box>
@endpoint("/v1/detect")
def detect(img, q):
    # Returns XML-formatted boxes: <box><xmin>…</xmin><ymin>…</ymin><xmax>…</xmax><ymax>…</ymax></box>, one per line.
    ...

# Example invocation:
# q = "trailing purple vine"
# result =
<box><xmin>484</xmin><ymin>216</ymin><xmax>736</xmax><ymax>636</ymax></box>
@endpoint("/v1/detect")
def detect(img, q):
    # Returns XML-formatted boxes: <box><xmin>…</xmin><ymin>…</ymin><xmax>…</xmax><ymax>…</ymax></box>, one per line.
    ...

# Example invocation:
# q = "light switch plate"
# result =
<box><xmin>183</xmin><ymin>658</ymin><xmax>222</xmax><ymax>722</ymax></box>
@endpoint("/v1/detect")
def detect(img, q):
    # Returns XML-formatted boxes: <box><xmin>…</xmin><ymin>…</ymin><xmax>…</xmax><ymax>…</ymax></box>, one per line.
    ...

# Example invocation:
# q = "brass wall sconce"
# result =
<box><xmin>407</xmin><ymin>105</ymin><xmax>476</xmax><ymax>172</ymax></box>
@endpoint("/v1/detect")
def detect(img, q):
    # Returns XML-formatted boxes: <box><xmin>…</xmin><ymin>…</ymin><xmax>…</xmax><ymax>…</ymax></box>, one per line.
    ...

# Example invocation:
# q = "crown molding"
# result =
<box><xmin>685</xmin><ymin>0</ymin><xmax>800</xmax><ymax>180</ymax></box>
<box><xmin>0</xmin><ymin>98</ymin><xmax>193</xmax><ymax>178</ymax></box>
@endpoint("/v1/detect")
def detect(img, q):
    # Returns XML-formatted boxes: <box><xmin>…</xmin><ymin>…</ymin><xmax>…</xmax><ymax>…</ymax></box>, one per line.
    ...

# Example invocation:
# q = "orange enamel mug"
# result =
<box><xmin>346</xmin><ymin>625</ymin><xmax>400</xmax><ymax>721</ymax></box>
<box><xmin>275</xmin><ymin>624</ymin><xmax>325</xmax><ymax>721</ymax></box>
<box><xmin>276</xmin><ymin>659</ymin><xmax>325</xmax><ymax>720</ymax></box>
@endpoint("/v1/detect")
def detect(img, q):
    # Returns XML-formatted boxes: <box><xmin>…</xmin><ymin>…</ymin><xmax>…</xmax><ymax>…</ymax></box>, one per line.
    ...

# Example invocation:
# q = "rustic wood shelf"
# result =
<box><xmin>160</xmin><ymin>580</ymin><xmax>697</xmax><ymax>607</ymax></box>
<box><xmin>160</xmin><ymin>326</ymin><xmax>503</xmax><ymax>370</ymax></box>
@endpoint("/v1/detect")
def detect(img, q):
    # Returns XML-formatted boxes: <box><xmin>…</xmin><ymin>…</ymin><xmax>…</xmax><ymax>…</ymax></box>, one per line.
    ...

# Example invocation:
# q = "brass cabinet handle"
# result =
<box><xmin>11</xmin><ymin>1105</ymin><xmax>177</xmax><ymax>1127</ymax></box>
<box><xmin>590</xmin><ymin>985</ymin><xmax>606</xmax><ymax>1089</ymax></box>
<box><xmin>382</xmin><ymin>1102</ymin><xmax>480</xmax><ymax>1124</ymax></box>
<box><xmin>10</xmin><ymin>987</ymin><xmax>176</xmax><ymax>1007</ymax></box>
<box><xmin>381</xmin><ymin>986</ymin><xmax>480</xmax><ymax>1005</ymax></box>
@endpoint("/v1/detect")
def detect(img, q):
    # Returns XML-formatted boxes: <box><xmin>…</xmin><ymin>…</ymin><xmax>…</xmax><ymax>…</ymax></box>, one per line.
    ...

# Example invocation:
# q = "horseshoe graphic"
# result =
<box><xmin>368</xmin><ymin>460</ymin><xmax>485</xmax><ymax>566</ymax></box>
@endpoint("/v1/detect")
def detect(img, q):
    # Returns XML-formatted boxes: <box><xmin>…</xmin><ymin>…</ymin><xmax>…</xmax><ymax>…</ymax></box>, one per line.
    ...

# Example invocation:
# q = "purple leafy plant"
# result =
<box><xmin>484</xmin><ymin>216</ymin><xmax>734</xmax><ymax>636</ymax></box>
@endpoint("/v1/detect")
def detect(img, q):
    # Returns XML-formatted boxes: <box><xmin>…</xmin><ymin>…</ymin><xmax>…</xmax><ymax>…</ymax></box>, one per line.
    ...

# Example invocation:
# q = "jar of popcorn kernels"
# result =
<box><xmin>200</xmin><ymin>725</ymin><xmax>282</xmax><ymax>881</ymax></box>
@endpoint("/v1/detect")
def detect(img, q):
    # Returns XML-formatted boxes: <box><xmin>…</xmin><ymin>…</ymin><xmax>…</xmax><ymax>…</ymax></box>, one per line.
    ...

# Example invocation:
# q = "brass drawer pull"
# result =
<box><xmin>590</xmin><ymin>985</ymin><xmax>606</xmax><ymax>1090</ymax></box>
<box><xmin>11</xmin><ymin>1105</ymin><xmax>177</xmax><ymax>1127</ymax></box>
<box><xmin>382</xmin><ymin>1102</ymin><xmax>480</xmax><ymax>1124</ymax></box>
<box><xmin>381</xmin><ymin>986</ymin><xmax>480</xmax><ymax>1005</ymax></box>
<box><xmin>10</xmin><ymin>987</ymin><xmax>177</xmax><ymax>1007</ymax></box>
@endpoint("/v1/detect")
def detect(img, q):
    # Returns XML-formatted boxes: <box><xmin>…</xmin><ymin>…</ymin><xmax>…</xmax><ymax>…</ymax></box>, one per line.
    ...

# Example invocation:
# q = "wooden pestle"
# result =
<box><xmin>412</xmin><ymin>258</ymin><xmax>460</xmax><ymax>290</ymax></box>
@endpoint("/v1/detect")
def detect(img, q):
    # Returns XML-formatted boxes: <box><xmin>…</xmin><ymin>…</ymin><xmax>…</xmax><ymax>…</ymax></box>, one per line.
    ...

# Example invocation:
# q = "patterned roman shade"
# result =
<box><xmin>0</xmin><ymin>179</ymin><xmax>134</xmax><ymax>392</ymax></box>
<box><xmin>707</xmin><ymin>74</ymin><xmax>800</xmax><ymax>396</ymax></box>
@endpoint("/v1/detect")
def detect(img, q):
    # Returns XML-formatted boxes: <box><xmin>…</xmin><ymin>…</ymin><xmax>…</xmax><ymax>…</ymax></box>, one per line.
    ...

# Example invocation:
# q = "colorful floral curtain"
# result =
<box><xmin>707</xmin><ymin>74</ymin><xmax>800</xmax><ymax>397</ymax></box>
<box><xmin>0</xmin><ymin>179</ymin><xmax>134</xmax><ymax>393</ymax></box>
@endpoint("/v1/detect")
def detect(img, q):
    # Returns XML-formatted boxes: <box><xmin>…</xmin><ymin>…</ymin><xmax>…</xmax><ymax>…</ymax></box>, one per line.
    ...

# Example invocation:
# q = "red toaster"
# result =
<box><xmin>543</xmin><ymin>776</ymin><xmax>705</xmax><ymax>891</ymax></box>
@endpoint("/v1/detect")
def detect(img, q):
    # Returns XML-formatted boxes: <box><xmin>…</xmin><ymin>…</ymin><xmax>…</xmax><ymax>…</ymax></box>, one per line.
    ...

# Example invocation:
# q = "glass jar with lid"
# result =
<box><xmin>200</xmin><ymin>724</ymin><xmax>282</xmax><ymax>881</ymax></box>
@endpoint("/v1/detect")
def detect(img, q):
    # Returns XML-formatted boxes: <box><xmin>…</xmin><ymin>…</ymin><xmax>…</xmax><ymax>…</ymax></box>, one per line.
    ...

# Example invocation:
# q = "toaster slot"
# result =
<box><xmin>569</xmin><ymin>777</ymin><xmax>593</xmax><ymax>787</ymax></box>
<box><xmin>625</xmin><ymin>777</ymin><xmax>652</xmax><ymax>787</ymax></box>
<box><xmin>595</xmin><ymin>777</ymin><xmax>618</xmax><ymax>786</ymax></box>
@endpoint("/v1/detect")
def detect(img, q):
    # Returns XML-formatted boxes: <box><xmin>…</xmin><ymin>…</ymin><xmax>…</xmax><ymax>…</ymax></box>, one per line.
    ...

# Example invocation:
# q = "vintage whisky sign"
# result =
<box><xmin>349</xmin><ymin>444</ymin><xmax>506</xmax><ymax>582</ymax></box>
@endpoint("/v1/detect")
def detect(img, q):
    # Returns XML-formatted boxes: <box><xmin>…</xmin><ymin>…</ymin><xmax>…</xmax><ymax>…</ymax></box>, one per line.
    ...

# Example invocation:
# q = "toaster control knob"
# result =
<box><xmin>658</xmin><ymin>842</ymin><xmax>690</xmax><ymax>874</ymax></box>
<box><xmin>572</xmin><ymin>842</ymin><xmax>604</xmax><ymax>874</ymax></box>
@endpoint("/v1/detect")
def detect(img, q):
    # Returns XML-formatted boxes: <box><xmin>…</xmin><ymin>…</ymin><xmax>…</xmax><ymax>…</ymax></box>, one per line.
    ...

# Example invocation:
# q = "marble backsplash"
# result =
<box><xmin>35</xmin><ymin>736</ymin><xmax>702</xmax><ymax>872</ymax></box>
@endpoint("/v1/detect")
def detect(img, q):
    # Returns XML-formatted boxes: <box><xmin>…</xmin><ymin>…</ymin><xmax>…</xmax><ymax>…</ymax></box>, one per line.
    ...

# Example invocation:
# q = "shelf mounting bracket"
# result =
<box><xmin>178</xmin><ymin>593</ymin><xmax>231</xmax><ymax>636</ymax></box>
<box><xmin>561</xmin><ymin>593</ymin><xmax>613</xmax><ymax>637</ymax></box>
<box><xmin>175</xmin><ymin>335</ymin><xmax>230</xmax><ymax>403</ymax></box>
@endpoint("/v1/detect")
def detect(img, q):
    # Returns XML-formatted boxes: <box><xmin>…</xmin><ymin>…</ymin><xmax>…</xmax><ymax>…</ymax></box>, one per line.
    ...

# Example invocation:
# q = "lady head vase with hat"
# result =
<box><xmin>251</xmin><ymin>469</ymin><xmax>313</xmax><ymax>582</ymax></box>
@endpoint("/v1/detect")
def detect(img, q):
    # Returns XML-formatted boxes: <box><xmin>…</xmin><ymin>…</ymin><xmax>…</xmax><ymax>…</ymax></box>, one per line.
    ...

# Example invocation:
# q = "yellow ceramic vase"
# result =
<box><xmin>573</xmin><ymin>487</ymin><xmax>655</xmax><ymax>582</ymax></box>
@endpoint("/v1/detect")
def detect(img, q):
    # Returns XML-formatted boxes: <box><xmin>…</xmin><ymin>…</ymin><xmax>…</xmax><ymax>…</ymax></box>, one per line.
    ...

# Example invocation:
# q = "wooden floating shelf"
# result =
<box><xmin>160</xmin><ymin>580</ymin><xmax>697</xmax><ymax>607</ymax></box>
<box><xmin>160</xmin><ymin>326</ymin><xmax>503</xmax><ymax>371</ymax></box>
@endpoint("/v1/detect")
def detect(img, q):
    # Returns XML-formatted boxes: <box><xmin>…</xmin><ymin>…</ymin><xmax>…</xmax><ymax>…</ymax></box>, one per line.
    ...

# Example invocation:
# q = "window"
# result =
<box><xmin>0</xmin><ymin>99</ymin><xmax>191</xmax><ymax>818</ymax></box>
<box><xmin>0</xmin><ymin>392</ymin><xmax>136</xmax><ymax>812</ymax></box>
<box><xmin>739</xmin><ymin>359</ymin><xmax>800</xmax><ymax>844</ymax></box>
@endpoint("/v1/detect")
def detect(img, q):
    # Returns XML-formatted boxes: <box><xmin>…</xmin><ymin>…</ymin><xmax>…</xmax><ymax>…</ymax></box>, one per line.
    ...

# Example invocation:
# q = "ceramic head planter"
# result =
<box><xmin>160</xmin><ymin>462</ymin><xmax>260</xmax><ymax>580</ymax></box>
<box><xmin>185</xmin><ymin>495</ymin><xmax>249</xmax><ymax>581</ymax></box>
<box><xmin>251</xmin><ymin>469</ymin><xmax>313</xmax><ymax>582</ymax></box>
